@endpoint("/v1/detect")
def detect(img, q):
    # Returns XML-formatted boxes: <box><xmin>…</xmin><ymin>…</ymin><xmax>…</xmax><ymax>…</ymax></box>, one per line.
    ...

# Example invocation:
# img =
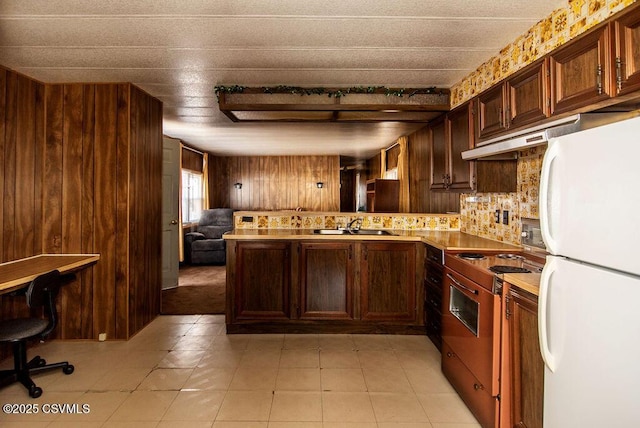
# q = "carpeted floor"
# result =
<box><xmin>161</xmin><ymin>265</ymin><xmax>226</xmax><ymax>315</ymax></box>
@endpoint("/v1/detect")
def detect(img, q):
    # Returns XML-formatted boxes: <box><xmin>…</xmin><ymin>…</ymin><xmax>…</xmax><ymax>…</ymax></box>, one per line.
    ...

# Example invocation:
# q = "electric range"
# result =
<box><xmin>444</xmin><ymin>250</ymin><xmax>545</xmax><ymax>292</ymax></box>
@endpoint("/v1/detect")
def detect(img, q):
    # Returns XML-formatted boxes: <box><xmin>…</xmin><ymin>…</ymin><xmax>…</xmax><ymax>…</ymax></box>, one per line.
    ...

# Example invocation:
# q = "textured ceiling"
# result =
<box><xmin>0</xmin><ymin>0</ymin><xmax>566</xmax><ymax>158</ymax></box>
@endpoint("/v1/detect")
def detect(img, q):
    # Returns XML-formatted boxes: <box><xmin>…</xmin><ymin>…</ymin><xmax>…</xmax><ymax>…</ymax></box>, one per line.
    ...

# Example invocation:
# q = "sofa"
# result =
<box><xmin>184</xmin><ymin>208</ymin><xmax>234</xmax><ymax>264</ymax></box>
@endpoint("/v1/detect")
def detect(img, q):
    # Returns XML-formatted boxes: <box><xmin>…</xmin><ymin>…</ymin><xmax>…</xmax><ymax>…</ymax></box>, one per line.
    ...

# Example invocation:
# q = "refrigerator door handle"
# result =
<box><xmin>538</xmin><ymin>256</ymin><xmax>557</xmax><ymax>372</ymax></box>
<box><xmin>540</xmin><ymin>141</ymin><xmax>559</xmax><ymax>254</ymax></box>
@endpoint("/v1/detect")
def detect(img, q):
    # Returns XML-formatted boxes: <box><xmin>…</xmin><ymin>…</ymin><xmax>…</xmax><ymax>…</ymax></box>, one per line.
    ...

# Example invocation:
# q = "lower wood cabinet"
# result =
<box><xmin>500</xmin><ymin>281</ymin><xmax>544</xmax><ymax>428</ymax></box>
<box><xmin>226</xmin><ymin>239</ymin><xmax>423</xmax><ymax>333</ymax></box>
<box><xmin>233</xmin><ymin>241</ymin><xmax>291</xmax><ymax>320</ymax></box>
<box><xmin>299</xmin><ymin>242</ymin><xmax>353</xmax><ymax>319</ymax></box>
<box><xmin>361</xmin><ymin>242</ymin><xmax>417</xmax><ymax>321</ymax></box>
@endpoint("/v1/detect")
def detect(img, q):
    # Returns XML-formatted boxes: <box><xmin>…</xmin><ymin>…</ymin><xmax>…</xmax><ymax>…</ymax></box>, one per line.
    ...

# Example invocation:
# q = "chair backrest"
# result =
<box><xmin>197</xmin><ymin>208</ymin><xmax>234</xmax><ymax>239</ymax></box>
<box><xmin>26</xmin><ymin>270</ymin><xmax>62</xmax><ymax>338</ymax></box>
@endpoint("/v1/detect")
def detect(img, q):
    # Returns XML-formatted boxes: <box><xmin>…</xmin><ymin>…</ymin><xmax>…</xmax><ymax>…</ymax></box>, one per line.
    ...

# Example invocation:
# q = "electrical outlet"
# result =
<box><xmin>503</xmin><ymin>210</ymin><xmax>509</xmax><ymax>225</ymax></box>
<box><xmin>495</xmin><ymin>210</ymin><xmax>501</xmax><ymax>223</ymax></box>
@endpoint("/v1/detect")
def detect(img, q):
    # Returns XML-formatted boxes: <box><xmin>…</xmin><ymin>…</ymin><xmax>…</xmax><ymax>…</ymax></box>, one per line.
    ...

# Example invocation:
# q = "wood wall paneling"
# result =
<box><xmin>408</xmin><ymin>127</ymin><xmax>430</xmax><ymax>213</ymax></box>
<box><xmin>0</xmin><ymin>69</ymin><xmax>163</xmax><ymax>359</ymax></box>
<box><xmin>210</xmin><ymin>155</ymin><xmax>339</xmax><ymax>211</ymax></box>
<box><xmin>182</xmin><ymin>147</ymin><xmax>203</xmax><ymax>172</ymax></box>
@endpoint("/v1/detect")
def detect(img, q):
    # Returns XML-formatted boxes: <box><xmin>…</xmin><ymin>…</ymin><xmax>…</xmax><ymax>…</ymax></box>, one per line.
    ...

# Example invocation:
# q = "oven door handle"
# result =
<box><xmin>446</xmin><ymin>273</ymin><xmax>479</xmax><ymax>295</ymax></box>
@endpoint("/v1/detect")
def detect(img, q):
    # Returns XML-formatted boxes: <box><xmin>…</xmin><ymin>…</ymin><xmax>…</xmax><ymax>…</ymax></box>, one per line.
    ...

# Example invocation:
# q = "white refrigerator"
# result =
<box><xmin>539</xmin><ymin>115</ymin><xmax>640</xmax><ymax>427</ymax></box>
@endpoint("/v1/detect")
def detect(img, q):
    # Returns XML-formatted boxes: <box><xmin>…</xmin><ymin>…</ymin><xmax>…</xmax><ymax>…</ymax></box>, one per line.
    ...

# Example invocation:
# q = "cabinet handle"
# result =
<box><xmin>446</xmin><ymin>351</ymin><xmax>454</xmax><ymax>358</ymax></box>
<box><xmin>446</xmin><ymin>273</ymin><xmax>478</xmax><ymax>295</ymax></box>
<box><xmin>473</xmin><ymin>383</ymin><xmax>484</xmax><ymax>391</ymax></box>
<box><xmin>616</xmin><ymin>57</ymin><xmax>623</xmax><ymax>93</ymax></box>
<box><xmin>596</xmin><ymin>64</ymin><xmax>603</xmax><ymax>95</ymax></box>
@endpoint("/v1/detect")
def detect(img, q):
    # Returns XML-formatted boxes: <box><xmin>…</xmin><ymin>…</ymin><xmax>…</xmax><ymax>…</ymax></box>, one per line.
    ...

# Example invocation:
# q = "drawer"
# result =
<box><xmin>425</xmin><ymin>265</ymin><xmax>443</xmax><ymax>288</ymax></box>
<box><xmin>442</xmin><ymin>341</ymin><xmax>498</xmax><ymax>428</ymax></box>
<box><xmin>426</xmin><ymin>245</ymin><xmax>444</xmax><ymax>265</ymax></box>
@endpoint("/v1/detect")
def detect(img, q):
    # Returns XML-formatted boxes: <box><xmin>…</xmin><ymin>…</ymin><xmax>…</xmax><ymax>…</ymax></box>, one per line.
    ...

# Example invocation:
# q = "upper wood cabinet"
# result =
<box><xmin>476</xmin><ymin>85</ymin><xmax>508</xmax><ymax>139</ymax></box>
<box><xmin>507</xmin><ymin>58</ymin><xmax>550</xmax><ymax>129</ymax></box>
<box><xmin>476</xmin><ymin>59</ymin><xmax>549</xmax><ymax>140</ymax></box>
<box><xmin>447</xmin><ymin>103</ymin><xmax>475</xmax><ymax>191</ymax></box>
<box><xmin>613</xmin><ymin>3</ymin><xmax>640</xmax><ymax>95</ymax></box>
<box><xmin>550</xmin><ymin>24</ymin><xmax>613</xmax><ymax>115</ymax></box>
<box><xmin>429</xmin><ymin>115</ymin><xmax>448</xmax><ymax>190</ymax></box>
<box><xmin>429</xmin><ymin>103</ymin><xmax>474</xmax><ymax>192</ymax></box>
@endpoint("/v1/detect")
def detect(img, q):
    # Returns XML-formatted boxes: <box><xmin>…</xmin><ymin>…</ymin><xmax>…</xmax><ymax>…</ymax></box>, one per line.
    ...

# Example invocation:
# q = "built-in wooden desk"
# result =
<box><xmin>0</xmin><ymin>254</ymin><xmax>100</xmax><ymax>295</ymax></box>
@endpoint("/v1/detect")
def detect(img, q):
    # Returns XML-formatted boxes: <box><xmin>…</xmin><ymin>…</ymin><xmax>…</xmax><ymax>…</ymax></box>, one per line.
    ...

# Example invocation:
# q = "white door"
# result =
<box><xmin>162</xmin><ymin>137</ymin><xmax>181</xmax><ymax>290</ymax></box>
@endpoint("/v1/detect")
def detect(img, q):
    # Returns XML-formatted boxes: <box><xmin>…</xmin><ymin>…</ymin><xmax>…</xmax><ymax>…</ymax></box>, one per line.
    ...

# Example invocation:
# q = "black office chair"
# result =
<box><xmin>0</xmin><ymin>270</ymin><xmax>74</xmax><ymax>398</ymax></box>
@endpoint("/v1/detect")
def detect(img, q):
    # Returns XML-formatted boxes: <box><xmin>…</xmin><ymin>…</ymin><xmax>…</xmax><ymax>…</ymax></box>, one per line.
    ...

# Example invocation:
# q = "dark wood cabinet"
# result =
<box><xmin>424</xmin><ymin>244</ymin><xmax>444</xmax><ymax>350</ymax></box>
<box><xmin>234</xmin><ymin>241</ymin><xmax>291</xmax><ymax>320</ymax></box>
<box><xmin>507</xmin><ymin>58</ymin><xmax>550</xmax><ymax>129</ymax></box>
<box><xmin>550</xmin><ymin>24</ymin><xmax>613</xmax><ymax>115</ymax></box>
<box><xmin>447</xmin><ymin>103</ymin><xmax>475</xmax><ymax>191</ymax></box>
<box><xmin>299</xmin><ymin>242</ymin><xmax>353</xmax><ymax>319</ymax></box>
<box><xmin>614</xmin><ymin>3</ymin><xmax>640</xmax><ymax>95</ymax></box>
<box><xmin>500</xmin><ymin>281</ymin><xmax>544</xmax><ymax>428</ymax></box>
<box><xmin>476</xmin><ymin>58</ymin><xmax>549</xmax><ymax>141</ymax></box>
<box><xmin>226</xmin><ymin>238</ymin><xmax>424</xmax><ymax>333</ymax></box>
<box><xmin>366</xmin><ymin>179</ymin><xmax>399</xmax><ymax>212</ymax></box>
<box><xmin>430</xmin><ymin>102</ymin><xmax>474</xmax><ymax>192</ymax></box>
<box><xmin>361</xmin><ymin>242</ymin><xmax>416</xmax><ymax>321</ymax></box>
<box><xmin>476</xmin><ymin>85</ymin><xmax>508</xmax><ymax>139</ymax></box>
<box><xmin>429</xmin><ymin>115</ymin><xmax>448</xmax><ymax>190</ymax></box>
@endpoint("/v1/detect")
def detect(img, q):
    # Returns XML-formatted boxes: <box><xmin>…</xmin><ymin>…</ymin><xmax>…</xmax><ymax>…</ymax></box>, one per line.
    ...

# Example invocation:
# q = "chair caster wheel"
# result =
<box><xmin>63</xmin><ymin>365</ymin><xmax>74</xmax><ymax>375</ymax></box>
<box><xmin>30</xmin><ymin>386</ymin><xmax>42</xmax><ymax>398</ymax></box>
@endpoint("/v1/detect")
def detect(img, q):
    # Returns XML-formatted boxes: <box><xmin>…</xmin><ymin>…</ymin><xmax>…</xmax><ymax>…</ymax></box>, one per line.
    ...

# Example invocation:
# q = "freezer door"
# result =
<box><xmin>539</xmin><ymin>256</ymin><xmax>640</xmax><ymax>427</ymax></box>
<box><xmin>539</xmin><ymin>116</ymin><xmax>640</xmax><ymax>276</ymax></box>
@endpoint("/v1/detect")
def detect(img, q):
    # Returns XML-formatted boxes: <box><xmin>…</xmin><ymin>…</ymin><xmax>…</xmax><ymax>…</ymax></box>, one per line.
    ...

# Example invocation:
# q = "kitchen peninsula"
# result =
<box><xmin>223</xmin><ymin>211</ymin><xmax>520</xmax><ymax>334</ymax></box>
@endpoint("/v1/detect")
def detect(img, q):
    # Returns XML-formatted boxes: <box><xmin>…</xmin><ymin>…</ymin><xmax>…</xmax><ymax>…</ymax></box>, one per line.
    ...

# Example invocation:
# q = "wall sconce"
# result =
<box><xmin>234</xmin><ymin>182</ymin><xmax>243</xmax><ymax>189</ymax></box>
<box><xmin>316</xmin><ymin>182</ymin><xmax>324</xmax><ymax>189</ymax></box>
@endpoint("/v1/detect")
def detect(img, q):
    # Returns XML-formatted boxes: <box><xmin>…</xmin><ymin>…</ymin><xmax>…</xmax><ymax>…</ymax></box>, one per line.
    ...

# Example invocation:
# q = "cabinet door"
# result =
<box><xmin>507</xmin><ymin>286</ymin><xmax>544</xmax><ymax>428</ymax></box>
<box><xmin>300</xmin><ymin>242</ymin><xmax>353</xmax><ymax>319</ymax></box>
<box><xmin>361</xmin><ymin>242</ymin><xmax>416</xmax><ymax>321</ymax></box>
<box><xmin>429</xmin><ymin>116</ymin><xmax>447</xmax><ymax>190</ymax></box>
<box><xmin>550</xmin><ymin>25</ymin><xmax>612</xmax><ymax>115</ymax></box>
<box><xmin>476</xmin><ymin>85</ymin><xmax>507</xmax><ymax>139</ymax></box>
<box><xmin>447</xmin><ymin>102</ymin><xmax>475</xmax><ymax>191</ymax></box>
<box><xmin>614</xmin><ymin>4</ymin><xmax>640</xmax><ymax>95</ymax></box>
<box><xmin>234</xmin><ymin>241</ymin><xmax>291</xmax><ymax>320</ymax></box>
<box><xmin>507</xmin><ymin>58</ymin><xmax>550</xmax><ymax>129</ymax></box>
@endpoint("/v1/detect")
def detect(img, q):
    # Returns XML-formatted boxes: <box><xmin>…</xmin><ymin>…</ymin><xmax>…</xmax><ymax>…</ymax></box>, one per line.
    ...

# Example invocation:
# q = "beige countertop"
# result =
<box><xmin>224</xmin><ymin>229</ymin><xmax>522</xmax><ymax>252</ymax></box>
<box><xmin>503</xmin><ymin>273</ymin><xmax>541</xmax><ymax>296</ymax></box>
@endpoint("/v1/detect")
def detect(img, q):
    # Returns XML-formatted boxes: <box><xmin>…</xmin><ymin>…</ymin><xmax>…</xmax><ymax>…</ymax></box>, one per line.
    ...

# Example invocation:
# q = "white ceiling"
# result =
<box><xmin>0</xmin><ymin>0</ymin><xmax>566</xmax><ymax>158</ymax></box>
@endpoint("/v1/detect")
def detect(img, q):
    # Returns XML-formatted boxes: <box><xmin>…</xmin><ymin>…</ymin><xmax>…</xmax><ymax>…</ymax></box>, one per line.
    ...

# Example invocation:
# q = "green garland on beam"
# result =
<box><xmin>214</xmin><ymin>85</ymin><xmax>444</xmax><ymax>100</ymax></box>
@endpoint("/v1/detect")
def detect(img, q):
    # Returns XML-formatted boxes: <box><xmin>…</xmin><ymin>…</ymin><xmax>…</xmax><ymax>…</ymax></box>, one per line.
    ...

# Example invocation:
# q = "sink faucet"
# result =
<box><xmin>347</xmin><ymin>217</ymin><xmax>363</xmax><ymax>232</ymax></box>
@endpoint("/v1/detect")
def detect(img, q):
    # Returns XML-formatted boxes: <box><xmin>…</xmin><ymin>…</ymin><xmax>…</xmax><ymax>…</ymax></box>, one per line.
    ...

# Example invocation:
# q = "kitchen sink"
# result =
<box><xmin>313</xmin><ymin>229</ymin><xmax>395</xmax><ymax>236</ymax></box>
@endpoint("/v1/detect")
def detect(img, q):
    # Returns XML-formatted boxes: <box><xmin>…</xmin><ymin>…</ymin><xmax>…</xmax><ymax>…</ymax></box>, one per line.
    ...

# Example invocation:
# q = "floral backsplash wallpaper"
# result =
<box><xmin>234</xmin><ymin>212</ymin><xmax>460</xmax><ymax>231</ymax></box>
<box><xmin>460</xmin><ymin>147</ymin><xmax>546</xmax><ymax>245</ymax></box>
<box><xmin>451</xmin><ymin>0</ymin><xmax>637</xmax><ymax>107</ymax></box>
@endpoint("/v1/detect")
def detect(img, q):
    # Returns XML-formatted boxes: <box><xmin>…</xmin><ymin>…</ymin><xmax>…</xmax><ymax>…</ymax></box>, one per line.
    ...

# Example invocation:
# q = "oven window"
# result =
<box><xmin>449</xmin><ymin>285</ymin><xmax>479</xmax><ymax>336</ymax></box>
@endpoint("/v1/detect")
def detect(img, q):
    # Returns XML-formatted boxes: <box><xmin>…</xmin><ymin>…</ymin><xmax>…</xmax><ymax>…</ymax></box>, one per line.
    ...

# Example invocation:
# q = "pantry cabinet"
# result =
<box><xmin>613</xmin><ymin>3</ymin><xmax>640</xmax><ymax>95</ymax></box>
<box><xmin>299</xmin><ymin>242</ymin><xmax>354</xmax><ymax>319</ymax></box>
<box><xmin>500</xmin><ymin>281</ymin><xmax>544</xmax><ymax>428</ymax></box>
<box><xmin>550</xmin><ymin>24</ymin><xmax>613</xmax><ymax>115</ymax></box>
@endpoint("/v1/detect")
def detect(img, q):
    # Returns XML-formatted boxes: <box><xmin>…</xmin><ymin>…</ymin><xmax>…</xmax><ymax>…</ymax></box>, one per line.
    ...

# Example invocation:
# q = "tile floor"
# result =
<box><xmin>0</xmin><ymin>315</ymin><xmax>481</xmax><ymax>427</ymax></box>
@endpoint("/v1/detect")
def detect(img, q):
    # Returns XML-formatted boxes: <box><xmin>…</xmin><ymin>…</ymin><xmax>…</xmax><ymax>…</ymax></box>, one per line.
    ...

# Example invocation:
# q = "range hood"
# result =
<box><xmin>461</xmin><ymin>111</ymin><xmax>640</xmax><ymax>160</ymax></box>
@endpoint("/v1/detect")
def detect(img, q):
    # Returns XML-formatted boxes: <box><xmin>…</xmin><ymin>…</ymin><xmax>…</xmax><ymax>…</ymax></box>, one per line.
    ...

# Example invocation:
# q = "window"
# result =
<box><xmin>182</xmin><ymin>170</ymin><xmax>203</xmax><ymax>223</ymax></box>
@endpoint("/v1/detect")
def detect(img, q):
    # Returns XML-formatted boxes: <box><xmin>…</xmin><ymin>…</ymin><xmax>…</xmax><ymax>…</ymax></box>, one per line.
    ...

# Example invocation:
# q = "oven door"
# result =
<box><xmin>442</xmin><ymin>267</ymin><xmax>501</xmax><ymax>396</ymax></box>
